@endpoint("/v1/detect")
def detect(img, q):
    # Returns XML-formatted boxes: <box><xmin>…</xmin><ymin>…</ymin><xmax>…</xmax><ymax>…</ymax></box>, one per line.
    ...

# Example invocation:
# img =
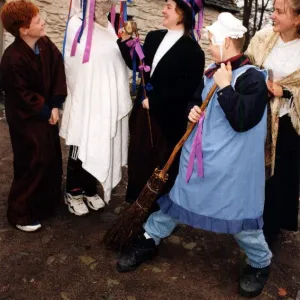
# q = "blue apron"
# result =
<box><xmin>158</xmin><ymin>65</ymin><xmax>268</xmax><ymax>234</ymax></box>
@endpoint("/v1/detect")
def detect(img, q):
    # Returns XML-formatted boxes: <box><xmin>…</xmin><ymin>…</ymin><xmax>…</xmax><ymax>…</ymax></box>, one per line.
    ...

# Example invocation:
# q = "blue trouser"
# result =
<box><xmin>144</xmin><ymin>210</ymin><xmax>272</xmax><ymax>268</ymax></box>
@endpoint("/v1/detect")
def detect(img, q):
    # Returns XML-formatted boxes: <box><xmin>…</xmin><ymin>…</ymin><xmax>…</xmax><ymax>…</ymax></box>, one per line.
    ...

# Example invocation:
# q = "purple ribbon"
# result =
<box><xmin>195</xmin><ymin>10</ymin><xmax>204</xmax><ymax>39</ymax></box>
<box><xmin>194</xmin><ymin>0</ymin><xmax>204</xmax><ymax>39</ymax></box>
<box><xmin>186</xmin><ymin>113</ymin><xmax>205</xmax><ymax>183</ymax></box>
<box><xmin>138</xmin><ymin>63</ymin><xmax>151</xmax><ymax>72</ymax></box>
<box><xmin>71</xmin><ymin>24</ymin><xmax>84</xmax><ymax>57</ymax></box>
<box><xmin>126</xmin><ymin>37</ymin><xmax>145</xmax><ymax>60</ymax></box>
<box><xmin>194</xmin><ymin>0</ymin><xmax>203</xmax><ymax>8</ymax></box>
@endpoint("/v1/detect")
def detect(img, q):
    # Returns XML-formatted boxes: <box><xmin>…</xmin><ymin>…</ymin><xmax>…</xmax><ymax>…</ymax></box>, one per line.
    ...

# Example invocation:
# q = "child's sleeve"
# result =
<box><xmin>9</xmin><ymin>58</ymin><xmax>49</xmax><ymax>120</ymax></box>
<box><xmin>45</xmin><ymin>37</ymin><xmax>67</xmax><ymax>109</ymax></box>
<box><xmin>217</xmin><ymin>68</ymin><xmax>268</xmax><ymax>132</ymax></box>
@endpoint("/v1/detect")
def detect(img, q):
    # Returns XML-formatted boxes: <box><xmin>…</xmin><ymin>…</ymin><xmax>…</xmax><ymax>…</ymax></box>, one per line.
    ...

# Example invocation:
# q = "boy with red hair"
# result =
<box><xmin>0</xmin><ymin>0</ymin><xmax>67</xmax><ymax>232</ymax></box>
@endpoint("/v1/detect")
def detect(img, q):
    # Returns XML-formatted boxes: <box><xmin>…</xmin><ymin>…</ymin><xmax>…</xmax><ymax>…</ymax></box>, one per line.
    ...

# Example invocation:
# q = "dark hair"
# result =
<box><xmin>1</xmin><ymin>0</ymin><xmax>39</xmax><ymax>37</ymax></box>
<box><xmin>166</xmin><ymin>0</ymin><xmax>194</xmax><ymax>37</ymax></box>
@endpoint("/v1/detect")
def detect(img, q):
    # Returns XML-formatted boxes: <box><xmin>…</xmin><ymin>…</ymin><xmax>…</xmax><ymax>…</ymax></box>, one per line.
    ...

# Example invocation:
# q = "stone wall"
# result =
<box><xmin>3</xmin><ymin>0</ymin><xmax>224</xmax><ymax>66</ymax></box>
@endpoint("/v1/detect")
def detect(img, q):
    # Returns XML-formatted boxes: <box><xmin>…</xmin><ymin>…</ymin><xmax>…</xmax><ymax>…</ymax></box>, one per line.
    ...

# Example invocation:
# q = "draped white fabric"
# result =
<box><xmin>60</xmin><ymin>15</ymin><xmax>132</xmax><ymax>202</ymax></box>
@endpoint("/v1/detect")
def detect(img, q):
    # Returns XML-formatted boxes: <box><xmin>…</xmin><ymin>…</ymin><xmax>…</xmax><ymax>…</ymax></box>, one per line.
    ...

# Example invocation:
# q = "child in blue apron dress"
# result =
<box><xmin>116</xmin><ymin>12</ymin><xmax>272</xmax><ymax>298</ymax></box>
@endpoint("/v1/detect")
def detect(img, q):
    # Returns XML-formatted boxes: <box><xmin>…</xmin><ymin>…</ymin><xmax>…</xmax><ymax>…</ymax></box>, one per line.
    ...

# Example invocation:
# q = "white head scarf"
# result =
<box><xmin>205</xmin><ymin>12</ymin><xmax>247</xmax><ymax>60</ymax></box>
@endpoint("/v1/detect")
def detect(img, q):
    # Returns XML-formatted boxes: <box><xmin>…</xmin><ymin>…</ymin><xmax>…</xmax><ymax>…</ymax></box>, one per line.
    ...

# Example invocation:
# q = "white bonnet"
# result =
<box><xmin>205</xmin><ymin>12</ymin><xmax>247</xmax><ymax>45</ymax></box>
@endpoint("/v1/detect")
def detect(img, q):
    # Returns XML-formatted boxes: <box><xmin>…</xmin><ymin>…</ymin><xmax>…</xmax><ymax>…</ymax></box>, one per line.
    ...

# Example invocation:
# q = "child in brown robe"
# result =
<box><xmin>0</xmin><ymin>0</ymin><xmax>67</xmax><ymax>232</ymax></box>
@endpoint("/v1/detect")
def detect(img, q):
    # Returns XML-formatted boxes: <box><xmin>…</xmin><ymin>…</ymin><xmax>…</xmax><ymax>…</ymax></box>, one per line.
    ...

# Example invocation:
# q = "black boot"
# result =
<box><xmin>116</xmin><ymin>233</ymin><xmax>157</xmax><ymax>272</ymax></box>
<box><xmin>239</xmin><ymin>265</ymin><xmax>270</xmax><ymax>298</ymax></box>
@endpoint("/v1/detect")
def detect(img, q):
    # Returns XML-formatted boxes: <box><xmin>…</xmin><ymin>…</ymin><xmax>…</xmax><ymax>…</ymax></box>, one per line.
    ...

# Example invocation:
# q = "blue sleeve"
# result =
<box><xmin>36</xmin><ymin>103</ymin><xmax>51</xmax><ymax>121</ymax></box>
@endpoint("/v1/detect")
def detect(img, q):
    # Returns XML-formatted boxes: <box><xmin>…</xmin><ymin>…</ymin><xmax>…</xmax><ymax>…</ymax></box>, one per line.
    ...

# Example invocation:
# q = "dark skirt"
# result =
<box><xmin>263</xmin><ymin>115</ymin><xmax>300</xmax><ymax>234</ymax></box>
<box><xmin>126</xmin><ymin>103</ymin><xmax>183</xmax><ymax>203</ymax></box>
<box><xmin>7</xmin><ymin>120</ymin><xmax>62</xmax><ymax>225</ymax></box>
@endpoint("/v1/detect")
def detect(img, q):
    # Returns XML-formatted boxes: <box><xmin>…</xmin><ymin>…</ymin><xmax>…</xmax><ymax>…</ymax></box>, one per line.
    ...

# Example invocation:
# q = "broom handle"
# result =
<box><xmin>159</xmin><ymin>83</ymin><xmax>218</xmax><ymax>179</ymax></box>
<box><xmin>140</xmin><ymin>63</ymin><xmax>154</xmax><ymax>148</ymax></box>
<box><xmin>134</xmin><ymin>29</ymin><xmax>154</xmax><ymax>148</ymax></box>
<box><xmin>133</xmin><ymin>30</ymin><xmax>154</xmax><ymax>148</ymax></box>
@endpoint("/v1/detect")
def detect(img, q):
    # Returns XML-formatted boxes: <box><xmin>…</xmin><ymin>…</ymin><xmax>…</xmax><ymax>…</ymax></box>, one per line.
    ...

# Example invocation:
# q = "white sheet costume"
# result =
<box><xmin>60</xmin><ymin>0</ymin><xmax>132</xmax><ymax>202</ymax></box>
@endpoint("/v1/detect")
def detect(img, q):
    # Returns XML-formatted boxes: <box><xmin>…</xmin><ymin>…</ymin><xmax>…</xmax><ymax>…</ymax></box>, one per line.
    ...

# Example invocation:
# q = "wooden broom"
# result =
<box><xmin>102</xmin><ymin>82</ymin><xmax>218</xmax><ymax>251</ymax></box>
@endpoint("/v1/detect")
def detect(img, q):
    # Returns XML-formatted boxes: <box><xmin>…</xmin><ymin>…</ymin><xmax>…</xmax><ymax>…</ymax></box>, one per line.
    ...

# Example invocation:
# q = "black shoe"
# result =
<box><xmin>239</xmin><ymin>265</ymin><xmax>270</xmax><ymax>298</ymax></box>
<box><xmin>116</xmin><ymin>233</ymin><xmax>157</xmax><ymax>272</ymax></box>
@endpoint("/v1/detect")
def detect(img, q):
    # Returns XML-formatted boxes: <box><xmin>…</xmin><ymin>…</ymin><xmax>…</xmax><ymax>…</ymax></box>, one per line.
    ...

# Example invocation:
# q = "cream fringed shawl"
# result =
<box><xmin>246</xmin><ymin>27</ymin><xmax>300</xmax><ymax>178</ymax></box>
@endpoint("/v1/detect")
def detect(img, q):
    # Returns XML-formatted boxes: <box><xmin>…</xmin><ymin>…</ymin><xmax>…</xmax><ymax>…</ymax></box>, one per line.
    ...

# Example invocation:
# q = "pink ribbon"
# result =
<box><xmin>138</xmin><ymin>63</ymin><xmax>151</xmax><ymax>72</ymax></box>
<box><xmin>186</xmin><ymin>113</ymin><xmax>205</xmax><ymax>183</ymax></box>
<box><xmin>126</xmin><ymin>37</ymin><xmax>145</xmax><ymax>60</ymax></box>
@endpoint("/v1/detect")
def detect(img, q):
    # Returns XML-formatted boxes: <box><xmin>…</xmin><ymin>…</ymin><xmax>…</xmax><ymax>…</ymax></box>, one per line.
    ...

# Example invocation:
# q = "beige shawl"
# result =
<box><xmin>246</xmin><ymin>27</ymin><xmax>300</xmax><ymax>178</ymax></box>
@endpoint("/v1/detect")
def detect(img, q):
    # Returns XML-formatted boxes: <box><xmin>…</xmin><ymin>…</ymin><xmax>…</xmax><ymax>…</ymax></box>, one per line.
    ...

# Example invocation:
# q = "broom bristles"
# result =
<box><xmin>103</xmin><ymin>169</ymin><xmax>168</xmax><ymax>251</ymax></box>
<box><xmin>103</xmin><ymin>85</ymin><xmax>218</xmax><ymax>251</ymax></box>
<box><xmin>102</xmin><ymin>205</ymin><xmax>148</xmax><ymax>250</ymax></box>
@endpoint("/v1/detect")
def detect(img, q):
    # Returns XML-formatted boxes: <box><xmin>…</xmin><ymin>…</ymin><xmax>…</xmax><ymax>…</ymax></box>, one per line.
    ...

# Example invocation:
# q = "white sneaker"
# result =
<box><xmin>16</xmin><ymin>222</ymin><xmax>41</xmax><ymax>232</ymax></box>
<box><xmin>84</xmin><ymin>194</ymin><xmax>105</xmax><ymax>211</ymax></box>
<box><xmin>65</xmin><ymin>193</ymin><xmax>89</xmax><ymax>216</ymax></box>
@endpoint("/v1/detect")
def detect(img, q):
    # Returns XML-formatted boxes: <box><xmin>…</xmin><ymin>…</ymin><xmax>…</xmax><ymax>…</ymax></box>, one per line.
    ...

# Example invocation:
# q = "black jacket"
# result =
<box><xmin>187</xmin><ymin>68</ymin><xmax>268</xmax><ymax>132</ymax></box>
<box><xmin>118</xmin><ymin>30</ymin><xmax>205</xmax><ymax>144</ymax></box>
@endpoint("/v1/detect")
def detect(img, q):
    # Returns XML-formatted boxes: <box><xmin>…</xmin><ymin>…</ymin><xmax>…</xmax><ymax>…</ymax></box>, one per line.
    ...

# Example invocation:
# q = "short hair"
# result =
<box><xmin>231</xmin><ymin>35</ymin><xmax>246</xmax><ymax>51</ymax></box>
<box><xmin>1</xmin><ymin>0</ymin><xmax>39</xmax><ymax>37</ymax></box>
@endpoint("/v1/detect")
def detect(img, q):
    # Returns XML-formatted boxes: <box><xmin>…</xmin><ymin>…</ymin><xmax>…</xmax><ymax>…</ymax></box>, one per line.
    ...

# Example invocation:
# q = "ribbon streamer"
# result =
<box><xmin>186</xmin><ymin>113</ymin><xmax>205</xmax><ymax>183</ymax></box>
<box><xmin>132</xmin><ymin>51</ymin><xmax>137</xmax><ymax>93</ymax></box>
<box><xmin>138</xmin><ymin>63</ymin><xmax>151</xmax><ymax>73</ymax></box>
<box><xmin>118</xmin><ymin>1</ymin><xmax>128</xmax><ymax>31</ymax></box>
<box><xmin>62</xmin><ymin>0</ymin><xmax>73</xmax><ymax>58</ymax></box>
<box><xmin>70</xmin><ymin>0</ymin><xmax>95</xmax><ymax>64</ymax></box>
<box><xmin>126</xmin><ymin>37</ymin><xmax>148</xmax><ymax>94</ymax></box>
<box><xmin>78</xmin><ymin>0</ymin><xmax>87</xmax><ymax>43</ymax></box>
<box><xmin>126</xmin><ymin>37</ymin><xmax>145</xmax><ymax>60</ymax></box>
<box><xmin>82</xmin><ymin>0</ymin><xmax>95</xmax><ymax>63</ymax></box>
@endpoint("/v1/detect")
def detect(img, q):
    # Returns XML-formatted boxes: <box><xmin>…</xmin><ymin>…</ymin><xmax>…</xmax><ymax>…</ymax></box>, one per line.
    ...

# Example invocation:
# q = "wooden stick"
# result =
<box><xmin>140</xmin><ymin>64</ymin><xmax>154</xmax><ymax>147</ymax></box>
<box><xmin>136</xmin><ymin>30</ymin><xmax>154</xmax><ymax>148</ymax></box>
<box><xmin>159</xmin><ymin>83</ymin><xmax>218</xmax><ymax>179</ymax></box>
